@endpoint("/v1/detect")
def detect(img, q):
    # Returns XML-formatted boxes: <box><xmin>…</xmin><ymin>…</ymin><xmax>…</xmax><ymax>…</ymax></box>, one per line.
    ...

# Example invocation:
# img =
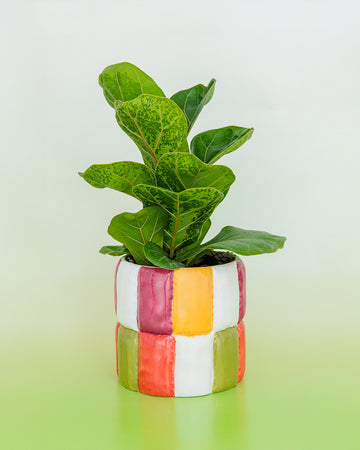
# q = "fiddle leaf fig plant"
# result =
<box><xmin>190</xmin><ymin>126</ymin><xmax>255</xmax><ymax>164</ymax></box>
<box><xmin>170</xmin><ymin>79</ymin><xmax>216</xmax><ymax>133</ymax></box>
<box><xmin>177</xmin><ymin>227</ymin><xmax>287</xmax><ymax>266</ymax></box>
<box><xmin>99</xmin><ymin>245</ymin><xmax>129</xmax><ymax>257</ymax></box>
<box><xmin>133</xmin><ymin>185</ymin><xmax>224</xmax><ymax>258</ymax></box>
<box><xmin>115</xmin><ymin>95</ymin><xmax>189</xmax><ymax>169</ymax></box>
<box><xmin>155</xmin><ymin>153</ymin><xmax>235</xmax><ymax>195</ymax></box>
<box><xmin>80</xmin><ymin>62</ymin><xmax>286</xmax><ymax>269</ymax></box>
<box><xmin>98</xmin><ymin>62</ymin><xmax>165</xmax><ymax>107</ymax></box>
<box><xmin>144</xmin><ymin>242</ymin><xmax>185</xmax><ymax>270</ymax></box>
<box><xmin>107</xmin><ymin>206</ymin><xmax>167</xmax><ymax>265</ymax></box>
<box><xmin>79</xmin><ymin>161</ymin><xmax>156</xmax><ymax>199</ymax></box>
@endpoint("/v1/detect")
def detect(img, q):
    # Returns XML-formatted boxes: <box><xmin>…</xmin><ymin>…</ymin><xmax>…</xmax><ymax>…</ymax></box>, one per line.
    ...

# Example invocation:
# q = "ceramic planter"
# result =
<box><xmin>114</xmin><ymin>258</ymin><xmax>246</xmax><ymax>397</ymax></box>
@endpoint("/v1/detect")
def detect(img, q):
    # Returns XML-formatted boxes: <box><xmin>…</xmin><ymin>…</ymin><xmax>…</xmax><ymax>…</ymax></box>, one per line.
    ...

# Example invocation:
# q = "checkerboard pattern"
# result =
<box><xmin>116</xmin><ymin>322</ymin><xmax>246</xmax><ymax>397</ymax></box>
<box><xmin>115</xmin><ymin>258</ymin><xmax>246</xmax><ymax>397</ymax></box>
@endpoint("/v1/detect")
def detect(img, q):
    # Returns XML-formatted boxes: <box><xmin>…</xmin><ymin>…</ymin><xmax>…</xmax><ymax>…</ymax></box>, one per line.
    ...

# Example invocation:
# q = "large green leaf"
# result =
<box><xmin>115</xmin><ymin>95</ymin><xmax>189</xmax><ymax>169</ymax></box>
<box><xmin>98</xmin><ymin>62</ymin><xmax>165</xmax><ymax>108</ymax></box>
<box><xmin>170</xmin><ymin>79</ymin><xmax>216</xmax><ymax>133</ymax></box>
<box><xmin>144</xmin><ymin>243</ymin><xmax>185</xmax><ymax>269</ymax></box>
<box><xmin>107</xmin><ymin>206</ymin><xmax>168</xmax><ymax>265</ymax></box>
<box><xmin>79</xmin><ymin>162</ymin><xmax>156</xmax><ymax>200</ymax></box>
<box><xmin>193</xmin><ymin>218</ymin><xmax>211</xmax><ymax>246</ymax></box>
<box><xmin>99</xmin><ymin>245</ymin><xmax>129</xmax><ymax>256</ymax></box>
<box><xmin>133</xmin><ymin>185</ymin><xmax>224</xmax><ymax>258</ymax></box>
<box><xmin>177</xmin><ymin>226</ymin><xmax>287</xmax><ymax>264</ymax></box>
<box><xmin>155</xmin><ymin>153</ymin><xmax>235</xmax><ymax>196</ymax></box>
<box><xmin>191</xmin><ymin>126</ymin><xmax>254</xmax><ymax>164</ymax></box>
<box><xmin>177</xmin><ymin>218</ymin><xmax>211</xmax><ymax>254</ymax></box>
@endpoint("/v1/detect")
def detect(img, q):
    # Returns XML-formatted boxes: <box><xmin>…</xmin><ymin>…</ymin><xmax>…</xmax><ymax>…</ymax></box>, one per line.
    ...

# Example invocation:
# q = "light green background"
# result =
<box><xmin>1</xmin><ymin>1</ymin><xmax>359</xmax><ymax>449</ymax></box>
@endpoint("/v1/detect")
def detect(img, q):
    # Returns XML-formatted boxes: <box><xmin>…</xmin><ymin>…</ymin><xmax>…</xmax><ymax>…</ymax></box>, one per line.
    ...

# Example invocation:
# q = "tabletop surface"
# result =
<box><xmin>2</xmin><ymin>276</ymin><xmax>359</xmax><ymax>450</ymax></box>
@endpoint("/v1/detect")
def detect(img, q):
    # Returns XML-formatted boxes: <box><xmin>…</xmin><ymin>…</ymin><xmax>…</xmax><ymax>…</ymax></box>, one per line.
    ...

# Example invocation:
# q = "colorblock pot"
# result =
<box><xmin>114</xmin><ymin>258</ymin><xmax>246</xmax><ymax>397</ymax></box>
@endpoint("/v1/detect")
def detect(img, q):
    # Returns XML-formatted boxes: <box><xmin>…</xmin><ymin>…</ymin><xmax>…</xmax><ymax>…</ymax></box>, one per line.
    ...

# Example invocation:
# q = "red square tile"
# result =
<box><xmin>237</xmin><ymin>321</ymin><xmax>246</xmax><ymax>382</ymax></box>
<box><xmin>139</xmin><ymin>332</ymin><xmax>175</xmax><ymax>396</ymax></box>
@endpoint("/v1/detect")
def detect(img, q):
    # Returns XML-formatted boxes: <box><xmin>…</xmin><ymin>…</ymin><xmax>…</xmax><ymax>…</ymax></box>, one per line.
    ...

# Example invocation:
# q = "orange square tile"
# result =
<box><xmin>138</xmin><ymin>332</ymin><xmax>175</xmax><ymax>397</ymax></box>
<box><xmin>172</xmin><ymin>267</ymin><xmax>213</xmax><ymax>336</ymax></box>
<box><xmin>237</xmin><ymin>321</ymin><xmax>246</xmax><ymax>382</ymax></box>
<box><xmin>115</xmin><ymin>322</ymin><xmax>121</xmax><ymax>376</ymax></box>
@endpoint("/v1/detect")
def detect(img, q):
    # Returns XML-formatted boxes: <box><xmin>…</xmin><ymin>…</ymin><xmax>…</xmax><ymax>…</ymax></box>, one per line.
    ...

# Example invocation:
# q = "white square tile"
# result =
<box><xmin>174</xmin><ymin>334</ymin><xmax>213</xmax><ymax>397</ymax></box>
<box><xmin>115</xmin><ymin>259</ymin><xmax>140</xmax><ymax>331</ymax></box>
<box><xmin>212</xmin><ymin>261</ymin><xmax>240</xmax><ymax>332</ymax></box>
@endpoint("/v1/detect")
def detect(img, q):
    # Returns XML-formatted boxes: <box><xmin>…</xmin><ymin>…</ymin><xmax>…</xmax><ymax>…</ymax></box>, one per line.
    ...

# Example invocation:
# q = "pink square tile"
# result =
<box><xmin>137</xmin><ymin>267</ymin><xmax>173</xmax><ymax>335</ymax></box>
<box><xmin>236</xmin><ymin>259</ymin><xmax>246</xmax><ymax>322</ymax></box>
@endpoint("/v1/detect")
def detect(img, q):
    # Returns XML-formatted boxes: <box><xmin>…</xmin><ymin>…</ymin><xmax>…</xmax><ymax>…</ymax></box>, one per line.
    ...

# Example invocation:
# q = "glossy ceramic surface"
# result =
<box><xmin>115</xmin><ymin>258</ymin><xmax>246</xmax><ymax>396</ymax></box>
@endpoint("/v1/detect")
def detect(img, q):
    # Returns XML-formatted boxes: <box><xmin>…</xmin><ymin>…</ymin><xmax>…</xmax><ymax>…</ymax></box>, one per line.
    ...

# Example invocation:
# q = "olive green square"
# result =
<box><xmin>118</xmin><ymin>325</ymin><xmax>139</xmax><ymax>391</ymax></box>
<box><xmin>212</xmin><ymin>326</ymin><xmax>239</xmax><ymax>393</ymax></box>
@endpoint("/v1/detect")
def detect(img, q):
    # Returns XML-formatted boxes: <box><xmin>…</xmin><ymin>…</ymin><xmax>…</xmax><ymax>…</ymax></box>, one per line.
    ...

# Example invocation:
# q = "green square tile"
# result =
<box><xmin>212</xmin><ymin>326</ymin><xmax>239</xmax><ymax>393</ymax></box>
<box><xmin>118</xmin><ymin>325</ymin><xmax>139</xmax><ymax>391</ymax></box>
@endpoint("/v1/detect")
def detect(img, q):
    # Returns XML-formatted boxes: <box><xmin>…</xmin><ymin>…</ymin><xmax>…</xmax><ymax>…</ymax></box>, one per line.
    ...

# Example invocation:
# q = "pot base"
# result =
<box><xmin>115</xmin><ymin>322</ymin><xmax>245</xmax><ymax>397</ymax></box>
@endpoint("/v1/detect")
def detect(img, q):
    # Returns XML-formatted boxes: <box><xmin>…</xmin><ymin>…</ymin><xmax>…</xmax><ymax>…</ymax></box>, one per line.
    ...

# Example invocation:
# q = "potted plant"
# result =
<box><xmin>80</xmin><ymin>62</ymin><xmax>286</xmax><ymax>397</ymax></box>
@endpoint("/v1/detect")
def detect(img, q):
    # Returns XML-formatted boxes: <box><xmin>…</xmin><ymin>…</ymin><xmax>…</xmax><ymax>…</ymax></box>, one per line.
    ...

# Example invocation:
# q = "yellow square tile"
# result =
<box><xmin>172</xmin><ymin>267</ymin><xmax>213</xmax><ymax>336</ymax></box>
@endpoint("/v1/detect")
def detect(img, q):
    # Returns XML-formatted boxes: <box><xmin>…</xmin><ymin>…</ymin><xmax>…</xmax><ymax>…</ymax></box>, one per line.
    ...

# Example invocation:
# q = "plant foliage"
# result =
<box><xmin>80</xmin><ymin>62</ymin><xmax>286</xmax><ymax>268</ymax></box>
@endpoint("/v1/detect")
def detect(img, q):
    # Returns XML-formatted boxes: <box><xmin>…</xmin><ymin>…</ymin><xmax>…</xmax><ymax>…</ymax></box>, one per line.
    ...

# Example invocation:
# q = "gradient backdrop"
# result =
<box><xmin>1</xmin><ymin>1</ymin><xmax>359</xmax><ymax>449</ymax></box>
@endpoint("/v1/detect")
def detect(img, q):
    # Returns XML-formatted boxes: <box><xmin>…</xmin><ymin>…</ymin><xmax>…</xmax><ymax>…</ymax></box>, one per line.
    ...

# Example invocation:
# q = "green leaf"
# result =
<box><xmin>115</xmin><ymin>94</ymin><xmax>189</xmax><ymax>169</ymax></box>
<box><xmin>79</xmin><ymin>162</ymin><xmax>156</xmax><ymax>200</ymax></box>
<box><xmin>171</xmin><ymin>79</ymin><xmax>215</xmax><ymax>133</ymax></box>
<box><xmin>98</xmin><ymin>62</ymin><xmax>165</xmax><ymax>108</ymax></box>
<box><xmin>177</xmin><ymin>218</ymin><xmax>211</xmax><ymax>255</ymax></box>
<box><xmin>191</xmin><ymin>126</ymin><xmax>254</xmax><ymax>164</ymax></box>
<box><xmin>99</xmin><ymin>245</ymin><xmax>129</xmax><ymax>256</ymax></box>
<box><xmin>133</xmin><ymin>185</ymin><xmax>224</xmax><ymax>258</ymax></box>
<box><xmin>144</xmin><ymin>242</ymin><xmax>185</xmax><ymax>269</ymax></box>
<box><xmin>155</xmin><ymin>153</ymin><xmax>235</xmax><ymax>196</ymax></box>
<box><xmin>194</xmin><ymin>218</ymin><xmax>211</xmax><ymax>245</ymax></box>
<box><xmin>177</xmin><ymin>226</ymin><xmax>287</xmax><ymax>264</ymax></box>
<box><xmin>107</xmin><ymin>206</ymin><xmax>168</xmax><ymax>265</ymax></box>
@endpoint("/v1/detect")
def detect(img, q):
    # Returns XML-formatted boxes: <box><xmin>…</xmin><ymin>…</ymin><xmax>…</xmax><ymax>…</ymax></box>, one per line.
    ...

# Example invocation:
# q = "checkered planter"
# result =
<box><xmin>114</xmin><ymin>258</ymin><xmax>246</xmax><ymax>397</ymax></box>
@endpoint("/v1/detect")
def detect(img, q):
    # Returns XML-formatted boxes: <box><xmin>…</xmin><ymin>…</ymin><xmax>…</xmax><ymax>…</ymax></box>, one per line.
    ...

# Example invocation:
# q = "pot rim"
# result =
<box><xmin>119</xmin><ymin>253</ymin><xmax>241</xmax><ymax>270</ymax></box>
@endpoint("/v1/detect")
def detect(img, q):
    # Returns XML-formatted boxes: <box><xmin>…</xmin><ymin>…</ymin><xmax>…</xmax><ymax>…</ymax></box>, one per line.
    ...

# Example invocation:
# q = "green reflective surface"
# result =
<box><xmin>1</xmin><ymin>274</ymin><xmax>359</xmax><ymax>450</ymax></box>
<box><xmin>2</xmin><ymin>318</ymin><xmax>359</xmax><ymax>450</ymax></box>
